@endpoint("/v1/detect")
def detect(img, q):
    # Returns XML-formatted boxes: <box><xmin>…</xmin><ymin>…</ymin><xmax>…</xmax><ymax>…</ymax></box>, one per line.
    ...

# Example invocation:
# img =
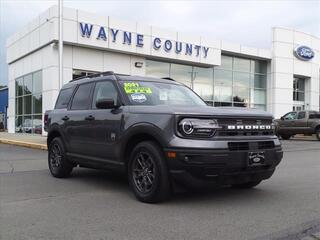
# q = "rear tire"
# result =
<box><xmin>128</xmin><ymin>141</ymin><xmax>171</xmax><ymax>203</ymax></box>
<box><xmin>48</xmin><ymin>137</ymin><xmax>73</xmax><ymax>178</ymax></box>
<box><xmin>232</xmin><ymin>180</ymin><xmax>262</xmax><ymax>189</ymax></box>
<box><xmin>280</xmin><ymin>134</ymin><xmax>291</xmax><ymax>140</ymax></box>
<box><xmin>316</xmin><ymin>128</ymin><xmax>320</xmax><ymax>141</ymax></box>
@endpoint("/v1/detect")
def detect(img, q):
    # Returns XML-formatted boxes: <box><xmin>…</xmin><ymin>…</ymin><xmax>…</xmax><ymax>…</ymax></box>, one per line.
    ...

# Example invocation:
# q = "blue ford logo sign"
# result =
<box><xmin>294</xmin><ymin>46</ymin><xmax>314</xmax><ymax>61</ymax></box>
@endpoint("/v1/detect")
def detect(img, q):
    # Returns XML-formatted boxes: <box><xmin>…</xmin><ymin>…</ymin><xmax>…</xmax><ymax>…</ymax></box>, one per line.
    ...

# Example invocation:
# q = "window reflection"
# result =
<box><xmin>170</xmin><ymin>64</ymin><xmax>193</xmax><ymax>88</ymax></box>
<box><xmin>145</xmin><ymin>57</ymin><xmax>267</xmax><ymax>109</ymax></box>
<box><xmin>15</xmin><ymin>71</ymin><xmax>43</xmax><ymax>134</ymax></box>
<box><xmin>145</xmin><ymin>61</ymin><xmax>170</xmax><ymax>78</ymax></box>
<box><xmin>193</xmin><ymin>67</ymin><xmax>213</xmax><ymax>101</ymax></box>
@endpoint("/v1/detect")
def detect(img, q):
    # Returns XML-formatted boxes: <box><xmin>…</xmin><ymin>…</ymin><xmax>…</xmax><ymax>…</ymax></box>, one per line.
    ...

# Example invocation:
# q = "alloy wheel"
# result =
<box><xmin>132</xmin><ymin>151</ymin><xmax>156</xmax><ymax>194</ymax></box>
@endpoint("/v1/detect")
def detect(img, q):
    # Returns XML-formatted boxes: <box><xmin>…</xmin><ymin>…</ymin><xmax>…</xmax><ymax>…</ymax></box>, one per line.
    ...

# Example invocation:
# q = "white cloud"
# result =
<box><xmin>0</xmin><ymin>0</ymin><xmax>319</xmax><ymax>85</ymax></box>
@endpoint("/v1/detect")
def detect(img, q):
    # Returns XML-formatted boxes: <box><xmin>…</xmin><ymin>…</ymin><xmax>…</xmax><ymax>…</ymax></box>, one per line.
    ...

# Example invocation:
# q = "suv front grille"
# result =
<box><xmin>216</xmin><ymin>118</ymin><xmax>274</xmax><ymax>137</ymax></box>
<box><xmin>228</xmin><ymin>141</ymin><xmax>275</xmax><ymax>151</ymax></box>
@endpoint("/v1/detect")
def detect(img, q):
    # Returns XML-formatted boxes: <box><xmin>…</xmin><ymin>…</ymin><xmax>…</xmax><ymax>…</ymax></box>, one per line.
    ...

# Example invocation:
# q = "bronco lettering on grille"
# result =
<box><xmin>227</xmin><ymin>125</ymin><xmax>273</xmax><ymax>130</ymax></box>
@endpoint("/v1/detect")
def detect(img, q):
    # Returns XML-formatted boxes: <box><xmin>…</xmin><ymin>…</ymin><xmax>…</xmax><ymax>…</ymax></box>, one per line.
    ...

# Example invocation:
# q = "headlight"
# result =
<box><xmin>178</xmin><ymin>118</ymin><xmax>220</xmax><ymax>138</ymax></box>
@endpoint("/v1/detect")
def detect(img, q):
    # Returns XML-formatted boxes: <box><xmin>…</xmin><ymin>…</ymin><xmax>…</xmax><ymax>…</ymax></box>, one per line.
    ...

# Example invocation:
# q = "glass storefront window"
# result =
<box><xmin>145</xmin><ymin>60</ymin><xmax>170</xmax><ymax>78</ymax></box>
<box><xmin>234</xmin><ymin>57</ymin><xmax>250</xmax><ymax>72</ymax></box>
<box><xmin>23</xmin><ymin>74</ymin><xmax>32</xmax><ymax>95</ymax></box>
<box><xmin>15</xmin><ymin>70</ymin><xmax>42</xmax><ymax>134</ymax></box>
<box><xmin>252</xmin><ymin>74</ymin><xmax>267</xmax><ymax>89</ymax></box>
<box><xmin>253</xmin><ymin>104</ymin><xmax>266</xmax><ymax>110</ymax></box>
<box><xmin>233</xmin><ymin>72</ymin><xmax>250</xmax><ymax>88</ymax></box>
<box><xmin>16</xmin><ymin>97</ymin><xmax>23</xmax><ymax>115</ymax></box>
<box><xmin>145</xmin><ymin>57</ymin><xmax>268</xmax><ymax>110</ymax></box>
<box><xmin>217</xmin><ymin>55</ymin><xmax>233</xmax><ymax>70</ymax></box>
<box><xmin>193</xmin><ymin>67</ymin><xmax>213</xmax><ymax>101</ymax></box>
<box><xmin>233</xmin><ymin>87</ymin><xmax>249</xmax><ymax>104</ymax></box>
<box><xmin>170</xmin><ymin>63</ymin><xmax>193</xmax><ymax>88</ymax></box>
<box><xmin>214</xmin><ymin>85</ymin><xmax>232</xmax><ymax>102</ymax></box>
<box><xmin>253</xmin><ymin>89</ymin><xmax>266</xmax><ymax>105</ymax></box>
<box><xmin>214</xmin><ymin>69</ymin><xmax>232</xmax><ymax>86</ymax></box>
<box><xmin>16</xmin><ymin>78</ymin><xmax>23</xmax><ymax>96</ymax></box>
<box><xmin>33</xmin><ymin>94</ymin><xmax>42</xmax><ymax>114</ymax></box>
<box><xmin>23</xmin><ymin>95</ymin><xmax>32</xmax><ymax>114</ymax></box>
<box><xmin>252</xmin><ymin>61</ymin><xmax>267</xmax><ymax>74</ymax></box>
<box><xmin>33</xmin><ymin>71</ymin><xmax>42</xmax><ymax>94</ymax></box>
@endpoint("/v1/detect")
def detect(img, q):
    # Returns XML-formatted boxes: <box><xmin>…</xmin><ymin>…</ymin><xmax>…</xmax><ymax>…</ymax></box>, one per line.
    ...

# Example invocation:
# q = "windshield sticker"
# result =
<box><xmin>131</xmin><ymin>93</ymin><xmax>147</xmax><ymax>103</ymax></box>
<box><xmin>123</xmin><ymin>82</ymin><xmax>152</xmax><ymax>94</ymax></box>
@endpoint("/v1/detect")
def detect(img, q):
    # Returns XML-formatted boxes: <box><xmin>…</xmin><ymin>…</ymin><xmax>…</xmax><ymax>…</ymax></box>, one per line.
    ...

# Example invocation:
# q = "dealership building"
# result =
<box><xmin>6</xmin><ymin>5</ymin><xmax>320</xmax><ymax>134</ymax></box>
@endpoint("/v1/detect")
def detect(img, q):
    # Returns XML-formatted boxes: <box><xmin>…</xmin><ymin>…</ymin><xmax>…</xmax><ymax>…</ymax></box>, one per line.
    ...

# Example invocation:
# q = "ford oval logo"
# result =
<box><xmin>294</xmin><ymin>46</ymin><xmax>315</xmax><ymax>61</ymax></box>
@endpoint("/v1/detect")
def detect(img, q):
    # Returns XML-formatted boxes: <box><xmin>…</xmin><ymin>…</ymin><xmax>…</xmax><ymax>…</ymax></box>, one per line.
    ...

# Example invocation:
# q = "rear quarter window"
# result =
<box><xmin>55</xmin><ymin>87</ymin><xmax>75</xmax><ymax>109</ymax></box>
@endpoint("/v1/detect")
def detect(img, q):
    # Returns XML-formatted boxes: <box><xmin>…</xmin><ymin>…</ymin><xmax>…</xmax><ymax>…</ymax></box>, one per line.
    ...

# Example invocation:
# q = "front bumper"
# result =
<box><xmin>165</xmin><ymin>141</ymin><xmax>283</xmax><ymax>187</ymax></box>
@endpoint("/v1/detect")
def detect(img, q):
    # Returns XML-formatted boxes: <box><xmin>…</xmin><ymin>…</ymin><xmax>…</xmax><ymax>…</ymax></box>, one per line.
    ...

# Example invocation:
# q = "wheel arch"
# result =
<box><xmin>47</xmin><ymin>126</ymin><xmax>64</xmax><ymax>148</ymax></box>
<box><xmin>121</xmin><ymin>124</ymin><xmax>168</xmax><ymax>169</ymax></box>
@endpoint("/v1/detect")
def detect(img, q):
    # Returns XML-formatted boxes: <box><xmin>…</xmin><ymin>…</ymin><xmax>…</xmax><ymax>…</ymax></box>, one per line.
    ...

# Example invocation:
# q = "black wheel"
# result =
<box><xmin>128</xmin><ymin>141</ymin><xmax>171</xmax><ymax>203</ymax></box>
<box><xmin>316</xmin><ymin>128</ymin><xmax>320</xmax><ymax>141</ymax></box>
<box><xmin>280</xmin><ymin>134</ymin><xmax>291</xmax><ymax>140</ymax></box>
<box><xmin>48</xmin><ymin>137</ymin><xmax>73</xmax><ymax>178</ymax></box>
<box><xmin>232</xmin><ymin>180</ymin><xmax>262</xmax><ymax>189</ymax></box>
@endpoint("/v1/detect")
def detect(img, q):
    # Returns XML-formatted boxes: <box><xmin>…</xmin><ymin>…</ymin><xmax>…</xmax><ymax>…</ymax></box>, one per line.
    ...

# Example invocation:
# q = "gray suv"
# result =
<box><xmin>45</xmin><ymin>72</ymin><xmax>283</xmax><ymax>203</ymax></box>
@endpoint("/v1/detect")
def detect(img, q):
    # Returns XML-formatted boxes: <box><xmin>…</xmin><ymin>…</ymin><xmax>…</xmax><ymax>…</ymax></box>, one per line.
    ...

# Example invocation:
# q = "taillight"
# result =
<box><xmin>44</xmin><ymin>114</ymin><xmax>49</xmax><ymax>126</ymax></box>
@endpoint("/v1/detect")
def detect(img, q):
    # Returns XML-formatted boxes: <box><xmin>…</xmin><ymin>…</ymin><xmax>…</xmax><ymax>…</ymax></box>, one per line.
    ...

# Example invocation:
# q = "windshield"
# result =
<box><xmin>119</xmin><ymin>80</ymin><xmax>206</xmax><ymax>106</ymax></box>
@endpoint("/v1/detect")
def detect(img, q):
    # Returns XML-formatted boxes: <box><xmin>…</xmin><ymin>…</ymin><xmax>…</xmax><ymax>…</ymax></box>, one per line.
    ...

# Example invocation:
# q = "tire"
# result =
<box><xmin>316</xmin><ymin>128</ymin><xmax>320</xmax><ymax>141</ymax></box>
<box><xmin>232</xmin><ymin>180</ymin><xmax>262</xmax><ymax>189</ymax></box>
<box><xmin>280</xmin><ymin>134</ymin><xmax>291</xmax><ymax>140</ymax></box>
<box><xmin>48</xmin><ymin>137</ymin><xmax>73</xmax><ymax>178</ymax></box>
<box><xmin>128</xmin><ymin>141</ymin><xmax>171</xmax><ymax>203</ymax></box>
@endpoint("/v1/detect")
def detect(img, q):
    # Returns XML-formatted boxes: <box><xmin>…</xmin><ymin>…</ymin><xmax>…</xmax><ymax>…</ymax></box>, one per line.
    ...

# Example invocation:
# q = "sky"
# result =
<box><xmin>0</xmin><ymin>0</ymin><xmax>319</xmax><ymax>86</ymax></box>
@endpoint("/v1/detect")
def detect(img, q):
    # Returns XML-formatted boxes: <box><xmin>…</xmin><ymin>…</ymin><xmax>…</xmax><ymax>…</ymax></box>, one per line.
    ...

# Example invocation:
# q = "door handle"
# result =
<box><xmin>62</xmin><ymin>116</ymin><xmax>69</xmax><ymax>121</ymax></box>
<box><xmin>85</xmin><ymin>115</ymin><xmax>95</xmax><ymax>121</ymax></box>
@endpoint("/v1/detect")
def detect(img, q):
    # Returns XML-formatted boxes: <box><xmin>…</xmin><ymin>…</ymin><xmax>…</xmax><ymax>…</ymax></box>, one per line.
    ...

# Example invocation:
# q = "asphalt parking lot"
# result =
<box><xmin>0</xmin><ymin>140</ymin><xmax>320</xmax><ymax>240</ymax></box>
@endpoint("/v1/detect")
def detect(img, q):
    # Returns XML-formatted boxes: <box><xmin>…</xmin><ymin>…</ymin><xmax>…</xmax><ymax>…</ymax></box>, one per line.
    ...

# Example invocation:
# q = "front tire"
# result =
<box><xmin>128</xmin><ymin>141</ymin><xmax>171</xmax><ymax>203</ymax></box>
<box><xmin>48</xmin><ymin>137</ymin><xmax>73</xmax><ymax>178</ymax></box>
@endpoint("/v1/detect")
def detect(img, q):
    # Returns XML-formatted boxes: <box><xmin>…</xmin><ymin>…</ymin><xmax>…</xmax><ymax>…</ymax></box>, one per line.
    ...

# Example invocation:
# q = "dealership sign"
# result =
<box><xmin>79</xmin><ymin>23</ymin><xmax>210</xmax><ymax>58</ymax></box>
<box><xmin>294</xmin><ymin>46</ymin><xmax>314</xmax><ymax>61</ymax></box>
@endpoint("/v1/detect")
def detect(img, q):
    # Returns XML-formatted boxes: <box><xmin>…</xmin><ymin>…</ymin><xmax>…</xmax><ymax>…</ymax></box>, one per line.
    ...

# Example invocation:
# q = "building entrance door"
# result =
<box><xmin>293</xmin><ymin>77</ymin><xmax>305</xmax><ymax>111</ymax></box>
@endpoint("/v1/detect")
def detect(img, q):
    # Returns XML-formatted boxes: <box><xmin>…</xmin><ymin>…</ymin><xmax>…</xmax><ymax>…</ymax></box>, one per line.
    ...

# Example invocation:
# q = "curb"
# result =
<box><xmin>0</xmin><ymin>138</ymin><xmax>47</xmax><ymax>150</ymax></box>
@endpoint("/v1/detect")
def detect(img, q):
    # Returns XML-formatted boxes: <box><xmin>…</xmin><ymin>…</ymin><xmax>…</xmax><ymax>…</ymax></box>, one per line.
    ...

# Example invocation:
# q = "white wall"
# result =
<box><xmin>270</xmin><ymin>27</ymin><xmax>320</xmax><ymax>118</ymax></box>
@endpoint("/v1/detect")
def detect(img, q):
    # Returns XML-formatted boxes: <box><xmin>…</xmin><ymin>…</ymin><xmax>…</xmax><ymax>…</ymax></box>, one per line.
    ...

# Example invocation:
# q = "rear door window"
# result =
<box><xmin>70</xmin><ymin>83</ymin><xmax>94</xmax><ymax>110</ymax></box>
<box><xmin>55</xmin><ymin>87</ymin><xmax>75</xmax><ymax>109</ymax></box>
<box><xmin>297</xmin><ymin>111</ymin><xmax>306</xmax><ymax>119</ymax></box>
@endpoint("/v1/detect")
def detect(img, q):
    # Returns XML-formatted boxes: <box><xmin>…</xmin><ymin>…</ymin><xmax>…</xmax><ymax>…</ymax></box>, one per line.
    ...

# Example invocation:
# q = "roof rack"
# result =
<box><xmin>70</xmin><ymin>71</ymin><xmax>115</xmax><ymax>82</ymax></box>
<box><xmin>161</xmin><ymin>77</ymin><xmax>175</xmax><ymax>81</ymax></box>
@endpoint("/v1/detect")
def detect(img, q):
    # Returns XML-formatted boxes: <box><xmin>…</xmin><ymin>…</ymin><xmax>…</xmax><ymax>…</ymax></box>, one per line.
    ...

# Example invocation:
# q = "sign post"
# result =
<box><xmin>58</xmin><ymin>0</ymin><xmax>63</xmax><ymax>89</ymax></box>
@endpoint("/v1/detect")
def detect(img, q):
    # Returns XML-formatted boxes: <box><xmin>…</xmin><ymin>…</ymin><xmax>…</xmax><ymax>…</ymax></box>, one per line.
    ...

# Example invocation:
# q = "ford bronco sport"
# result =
<box><xmin>44</xmin><ymin>71</ymin><xmax>283</xmax><ymax>203</ymax></box>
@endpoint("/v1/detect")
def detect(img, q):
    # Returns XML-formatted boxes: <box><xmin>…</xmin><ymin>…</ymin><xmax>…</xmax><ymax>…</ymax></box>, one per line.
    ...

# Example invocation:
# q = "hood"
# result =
<box><xmin>128</xmin><ymin>105</ymin><xmax>273</xmax><ymax>118</ymax></box>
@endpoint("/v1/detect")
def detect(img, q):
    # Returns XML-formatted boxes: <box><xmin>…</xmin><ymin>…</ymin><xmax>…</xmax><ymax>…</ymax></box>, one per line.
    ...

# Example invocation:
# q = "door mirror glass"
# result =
<box><xmin>96</xmin><ymin>98</ymin><xmax>116</xmax><ymax>109</ymax></box>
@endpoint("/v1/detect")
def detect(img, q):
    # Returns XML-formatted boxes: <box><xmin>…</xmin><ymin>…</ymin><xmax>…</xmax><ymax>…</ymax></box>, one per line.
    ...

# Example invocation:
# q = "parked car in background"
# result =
<box><xmin>275</xmin><ymin>111</ymin><xmax>320</xmax><ymax>140</ymax></box>
<box><xmin>15</xmin><ymin>118</ymin><xmax>42</xmax><ymax>134</ymax></box>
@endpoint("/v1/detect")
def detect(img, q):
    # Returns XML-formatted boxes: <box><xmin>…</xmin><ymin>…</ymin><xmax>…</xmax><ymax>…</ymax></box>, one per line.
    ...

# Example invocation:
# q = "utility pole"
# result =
<box><xmin>58</xmin><ymin>0</ymin><xmax>63</xmax><ymax>89</ymax></box>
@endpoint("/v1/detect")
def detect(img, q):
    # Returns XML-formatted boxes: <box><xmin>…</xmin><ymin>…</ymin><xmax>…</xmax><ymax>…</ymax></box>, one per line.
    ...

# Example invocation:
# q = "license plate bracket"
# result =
<box><xmin>248</xmin><ymin>151</ymin><xmax>265</xmax><ymax>166</ymax></box>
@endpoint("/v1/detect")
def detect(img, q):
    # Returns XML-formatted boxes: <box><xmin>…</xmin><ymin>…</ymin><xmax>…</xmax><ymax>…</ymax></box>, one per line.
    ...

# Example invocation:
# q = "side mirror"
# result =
<box><xmin>280</xmin><ymin>116</ymin><xmax>284</xmax><ymax>120</ymax></box>
<box><xmin>96</xmin><ymin>98</ymin><xmax>118</xmax><ymax>109</ymax></box>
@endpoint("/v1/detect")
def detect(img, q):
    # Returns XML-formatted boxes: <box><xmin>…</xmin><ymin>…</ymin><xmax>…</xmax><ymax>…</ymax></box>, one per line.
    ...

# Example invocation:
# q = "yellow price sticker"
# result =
<box><xmin>123</xmin><ymin>82</ymin><xmax>152</xmax><ymax>94</ymax></box>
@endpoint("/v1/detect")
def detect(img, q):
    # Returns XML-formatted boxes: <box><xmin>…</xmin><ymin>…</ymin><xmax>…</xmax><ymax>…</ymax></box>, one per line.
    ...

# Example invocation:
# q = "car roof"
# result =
<box><xmin>62</xmin><ymin>73</ymin><xmax>182</xmax><ymax>89</ymax></box>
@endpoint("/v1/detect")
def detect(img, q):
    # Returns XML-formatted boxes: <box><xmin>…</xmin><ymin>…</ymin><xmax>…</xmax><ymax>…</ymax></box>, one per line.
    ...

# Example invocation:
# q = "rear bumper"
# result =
<box><xmin>165</xmin><ymin>145</ymin><xmax>283</xmax><ymax>187</ymax></box>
